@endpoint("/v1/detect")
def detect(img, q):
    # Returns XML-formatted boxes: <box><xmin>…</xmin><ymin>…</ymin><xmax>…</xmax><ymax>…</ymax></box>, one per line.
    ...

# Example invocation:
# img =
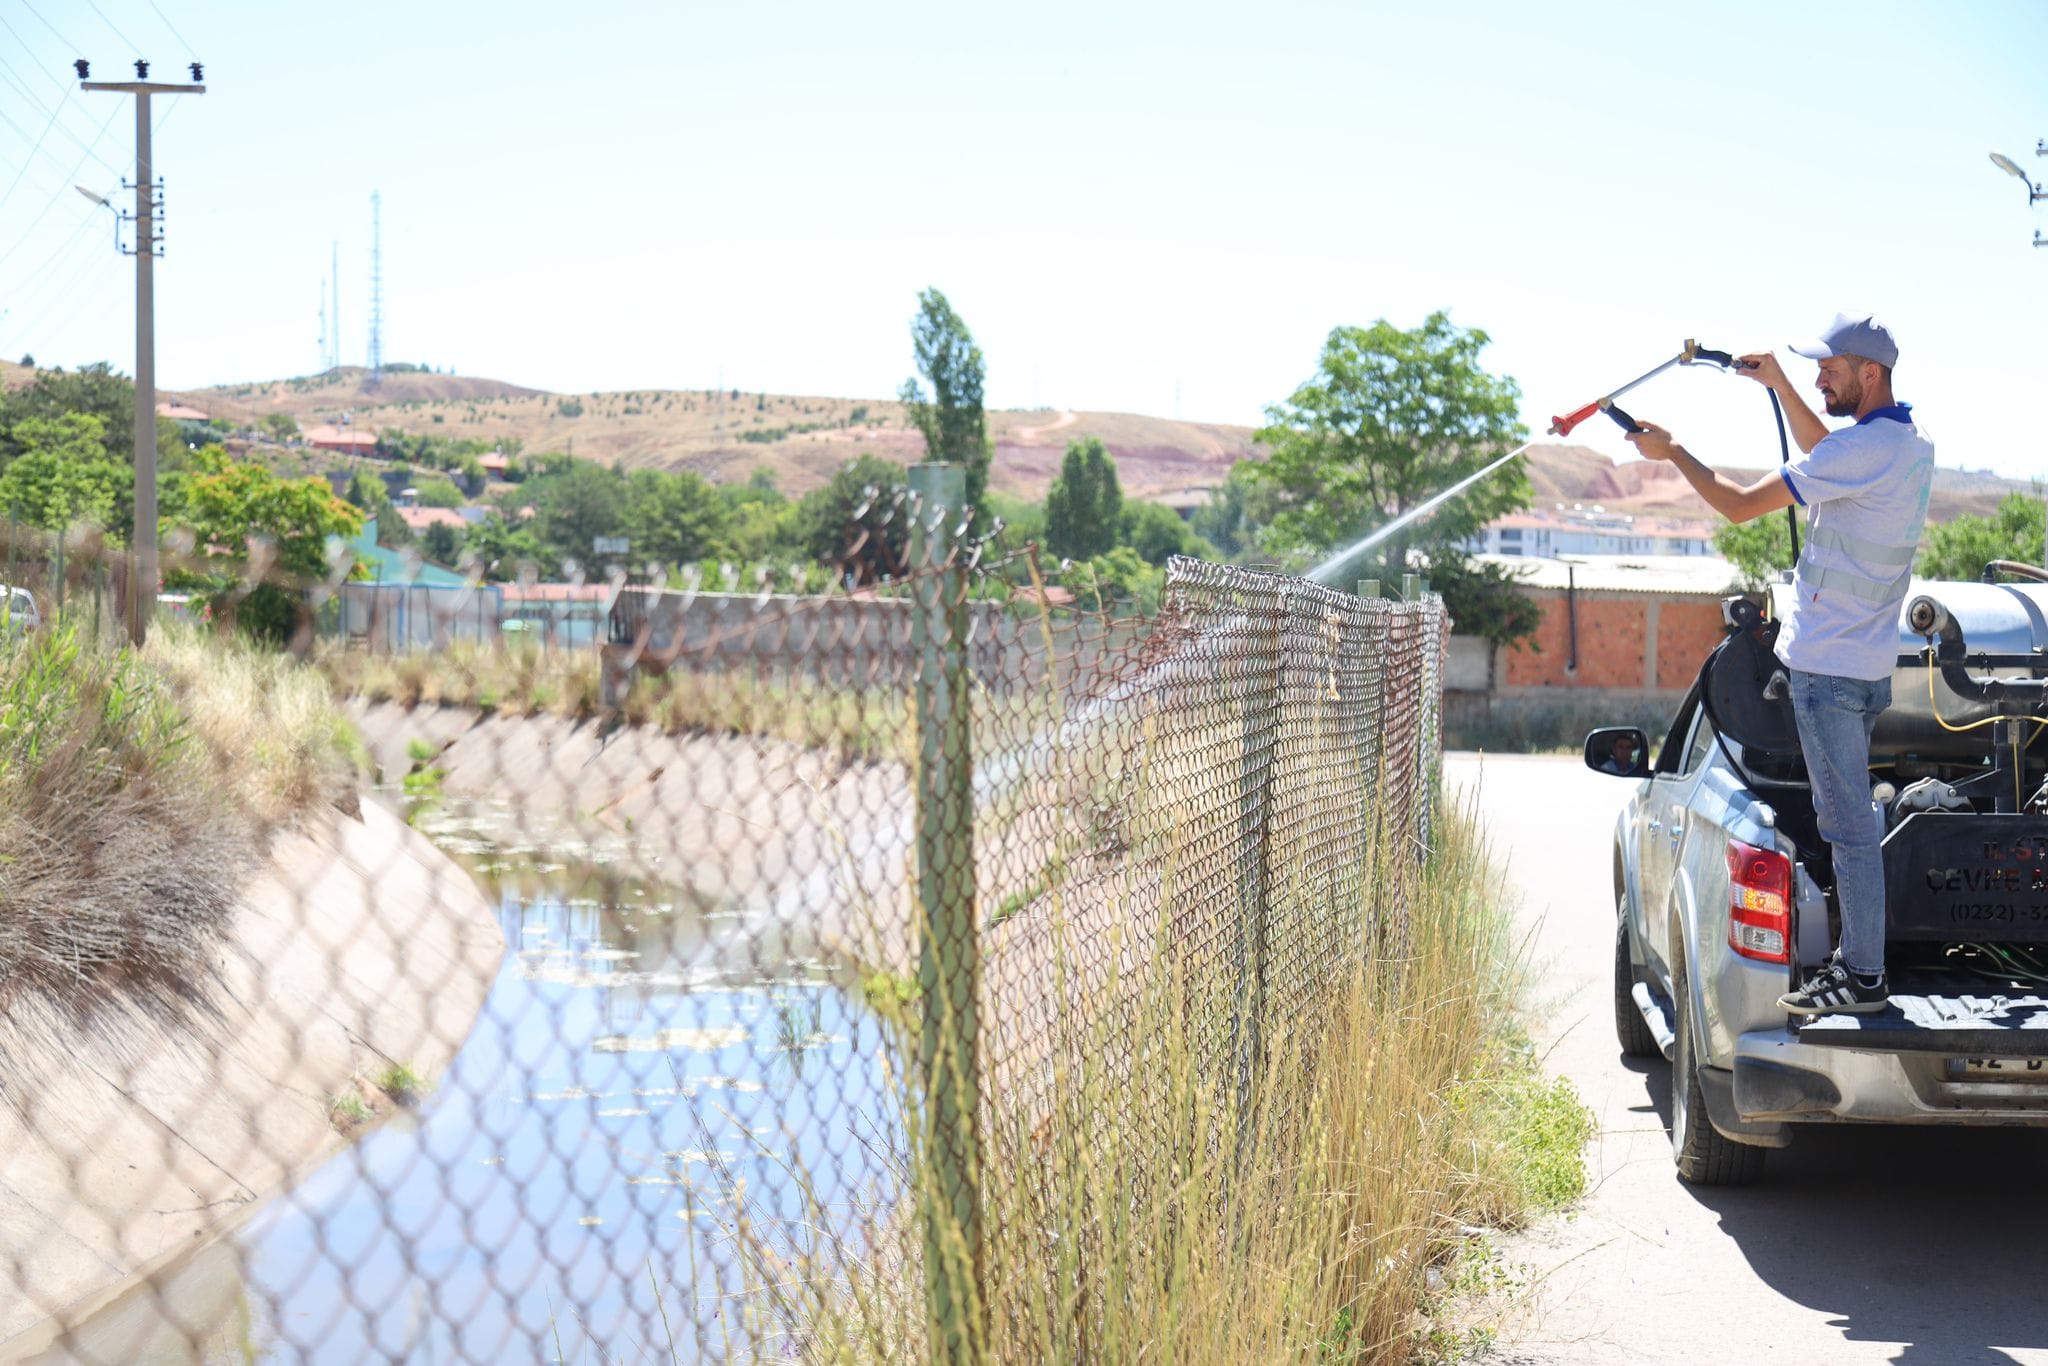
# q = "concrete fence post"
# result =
<box><xmin>908</xmin><ymin>461</ymin><xmax>984</xmax><ymax>1366</ymax></box>
<box><xmin>1232</xmin><ymin>583</ymin><xmax>1287</xmax><ymax>1170</ymax></box>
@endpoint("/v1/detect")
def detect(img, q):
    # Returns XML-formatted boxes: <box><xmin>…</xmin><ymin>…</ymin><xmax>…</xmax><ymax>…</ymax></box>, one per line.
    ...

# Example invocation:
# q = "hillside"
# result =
<box><xmin>2</xmin><ymin>360</ymin><xmax>2027</xmax><ymax>530</ymax></box>
<box><xmin>163</xmin><ymin>367</ymin><xmax>1261</xmax><ymax>507</ymax></box>
<box><xmin>1524</xmin><ymin>442</ymin><xmax>2020</xmax><ymax>526</ymax></box>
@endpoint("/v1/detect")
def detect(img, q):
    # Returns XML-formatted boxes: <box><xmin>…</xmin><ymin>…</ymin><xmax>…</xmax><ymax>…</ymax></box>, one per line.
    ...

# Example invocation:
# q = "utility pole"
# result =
<box><xmin>1987</xmin><ymin>140</ymin><xmax>2047</xmax><ymax>563</ymax></box>
<box><xmin>81</xmin><ymin>59</ymin><xmax>204</xmax><ymax>646</ymax></box>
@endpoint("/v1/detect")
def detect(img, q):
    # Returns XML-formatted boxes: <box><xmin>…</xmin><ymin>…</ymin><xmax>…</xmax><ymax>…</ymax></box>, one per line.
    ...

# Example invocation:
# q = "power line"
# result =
<box><xmin>0</xmin><ymin>210</ymin><xmax>114</xmax><ymax>351</ymax></box>
<box><xmin>16</xmin><ymin>1</ymin><xmax>79</xmax><ymax>53</ymax></box>
<box><xmin>80</xmin><ymin>0</ymin><xmax>142</xmax><ymax>56</ymax></box>
<box><xmin>143</xmin><ymin>0</ymin><xmax>199</xmax><ymax>60</ymax></box>
<box><xmin>0</xmin><ymin>87</ymin><xmax>73</xmax><ymax>218</ymax></box>
<box><xmin>0</xmin><ymin>100</ymin><xmax>123</xmax><ymax>272</ymax></box>
<box><xmin>0</xmin><ymin>50</ymin><xmax>124</xmax><ymax>176</ymax></box>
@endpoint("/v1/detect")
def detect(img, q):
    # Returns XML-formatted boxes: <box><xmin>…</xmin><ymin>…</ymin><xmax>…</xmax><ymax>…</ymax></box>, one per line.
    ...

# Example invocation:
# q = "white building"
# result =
<box><xmin>1463</xmin><ymin>506</ymin><xmax>1716</xmax><ymax>559</ymax></box>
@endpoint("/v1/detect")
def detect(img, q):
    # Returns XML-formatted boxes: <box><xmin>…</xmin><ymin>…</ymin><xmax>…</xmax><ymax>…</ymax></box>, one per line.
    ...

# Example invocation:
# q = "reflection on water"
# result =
<box><xmin>51</xmin><ymin>817</ymin><xmax>902</xmax><ymax>1364</ymax></box>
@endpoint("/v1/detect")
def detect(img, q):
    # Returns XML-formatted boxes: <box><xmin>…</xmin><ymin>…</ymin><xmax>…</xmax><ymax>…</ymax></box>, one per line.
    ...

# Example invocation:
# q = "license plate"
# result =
<box><xmin>1946</xmin><ymin>1056</ymin><xmax>2048</xmax><ymax>1081</ymax></box>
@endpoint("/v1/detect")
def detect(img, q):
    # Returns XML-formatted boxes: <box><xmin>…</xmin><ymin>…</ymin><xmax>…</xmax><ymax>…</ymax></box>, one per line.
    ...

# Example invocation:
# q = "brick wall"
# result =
<box><xmin>1496</xmin><ymin>589</ymin><xmax>1733</xmax><ymax>692</ymax></box>
<box><xmin>1653</xmin><ymin>599</ymin><xmax>1728</xmax><ymax>693</ymax></box>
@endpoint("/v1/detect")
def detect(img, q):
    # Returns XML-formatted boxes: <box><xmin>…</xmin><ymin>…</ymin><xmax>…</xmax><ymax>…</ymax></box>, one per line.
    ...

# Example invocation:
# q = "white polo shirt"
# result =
<box><xmin>1772</xmin><ymin>404</ymin><xmax>1935</xmax><ymax>682</ymax></box>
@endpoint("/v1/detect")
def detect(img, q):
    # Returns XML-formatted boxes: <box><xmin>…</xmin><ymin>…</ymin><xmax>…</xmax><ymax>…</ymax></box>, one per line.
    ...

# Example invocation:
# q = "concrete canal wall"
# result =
<box><xmin>0</xmin><ymin>801</ymin><xmax>503</xmax><ymax>1355</ymax></box>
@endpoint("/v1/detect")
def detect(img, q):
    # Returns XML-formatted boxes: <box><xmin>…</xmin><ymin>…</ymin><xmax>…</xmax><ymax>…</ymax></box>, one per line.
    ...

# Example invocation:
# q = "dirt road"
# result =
<box><xmin>1447</xmin><ymin>753</ymin><xmax>2048</xmax><ymax>1366</ymax></box>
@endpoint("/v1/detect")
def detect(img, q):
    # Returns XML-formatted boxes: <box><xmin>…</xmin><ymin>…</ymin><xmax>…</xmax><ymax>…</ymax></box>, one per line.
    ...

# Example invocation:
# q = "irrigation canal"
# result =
<box><xmin>47</xmin><ymin>795</ymin><xmax>901</xmax><ymax>1363</ymax></box>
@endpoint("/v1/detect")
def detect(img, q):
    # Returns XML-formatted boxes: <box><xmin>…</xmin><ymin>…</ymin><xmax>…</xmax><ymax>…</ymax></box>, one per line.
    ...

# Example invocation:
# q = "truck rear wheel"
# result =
<box><xmin>1614</xmin><ymin>916</ymin><xmax>1661</xmax><ymax>1059</ymax></box>
<box><xmin>1671</xmin><ymin>953</ymin><xmax>1765</xmax><ymax>1186</ymax></box>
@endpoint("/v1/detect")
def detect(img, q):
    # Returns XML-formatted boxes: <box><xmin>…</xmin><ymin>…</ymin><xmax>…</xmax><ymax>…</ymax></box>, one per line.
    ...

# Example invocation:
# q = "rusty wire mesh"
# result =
<box><xmin>0</xmin><ymin>483</ymin><xmax>1446</xmax><ymax>1364</ymax></box>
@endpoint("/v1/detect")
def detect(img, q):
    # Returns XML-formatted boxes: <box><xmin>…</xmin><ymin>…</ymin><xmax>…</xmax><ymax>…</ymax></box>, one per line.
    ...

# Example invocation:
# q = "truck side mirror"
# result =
<box><xmin>1585</xmin><ymin>726</ymin><xmax>1650</xmax><ymax>778</ymax></box>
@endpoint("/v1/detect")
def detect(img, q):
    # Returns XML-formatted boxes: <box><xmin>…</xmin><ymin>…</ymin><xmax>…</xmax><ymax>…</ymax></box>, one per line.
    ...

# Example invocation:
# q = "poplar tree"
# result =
<box><xmin>1044</xmin><ymin>436</ymin><xmax>1122</xmax><ymax>560</ymax></box>
<box><xmin>898</xmin><ymin>288</ymin><xmax>992</xmax><ymax>514</ymax></box>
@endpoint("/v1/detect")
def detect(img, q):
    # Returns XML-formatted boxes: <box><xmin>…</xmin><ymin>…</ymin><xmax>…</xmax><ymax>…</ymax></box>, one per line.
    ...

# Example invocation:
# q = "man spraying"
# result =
<box><xmin>1624</xmin><ymin>313</ymin><xmax>1935</xmax><ymax>1016</ymax></box>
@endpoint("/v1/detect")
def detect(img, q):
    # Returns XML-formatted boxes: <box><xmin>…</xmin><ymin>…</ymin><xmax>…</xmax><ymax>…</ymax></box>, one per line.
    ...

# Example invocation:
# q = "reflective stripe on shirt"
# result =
<box><xmin>1798</xmin><ymin>557</ymin><xmax>1914</xmax><ymax>605</ymax></box>
<box><xmin>1807</xmin><ymin>523</ymin><xmax>1917</xmax><ymax>569</ymax></box>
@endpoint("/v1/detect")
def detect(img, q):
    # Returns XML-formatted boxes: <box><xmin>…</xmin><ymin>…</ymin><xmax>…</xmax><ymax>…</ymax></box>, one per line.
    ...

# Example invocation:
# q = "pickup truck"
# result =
<box><xmin>1593</xmin><ymin>575</ymin><xmax>2048</xmax><ymax>1185</ymax></box>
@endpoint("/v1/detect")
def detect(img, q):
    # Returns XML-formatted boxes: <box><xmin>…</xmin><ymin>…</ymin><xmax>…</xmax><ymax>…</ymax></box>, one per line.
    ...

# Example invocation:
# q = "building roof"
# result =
<box><xmin>334</xmin><ymin>520</ymin><xmax>470</xmax><ymax>587</ymax></box>
<box><xmin>304</xmin><ymin>424</ymin><xmax>378</xmax><ymax>450</ymax></box>
<box><xmin>500</xmin><ymin>582</ymin><xmax>614</xmax><ymax>603</ymax></box>
<box><xmin>1473</xmin><ymin>552</ymin><xmax>1745</xmax><ymax>597</ymax></box>
<box><xmin>395</xmin><ymin>506</ymin><xmax>469</xmax><ymax>532</ymax></box>
<box><xmin>478</xmin><ymin>451</ymin><xmax>511</xmax><ymax>472</ymax></box>
<box><xmin>155</xmin><ymin>401</ymin><xmax>209</xmax><ymax>421</ymax></box>
<box><xmin>1489</xmin><ymin>510</ymin><xmax>1714</xmax><ymax>540</ymax></box>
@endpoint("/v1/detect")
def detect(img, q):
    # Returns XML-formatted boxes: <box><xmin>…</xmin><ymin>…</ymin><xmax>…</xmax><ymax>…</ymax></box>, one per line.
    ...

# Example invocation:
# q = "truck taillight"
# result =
<box><xmin>1726</xmin><ymin>839</ymin><xmax>1791</xmax><ymax>964</ymax></box>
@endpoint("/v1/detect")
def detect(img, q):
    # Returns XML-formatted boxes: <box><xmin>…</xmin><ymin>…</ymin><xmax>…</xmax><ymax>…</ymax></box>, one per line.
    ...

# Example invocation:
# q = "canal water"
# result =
<box><xmin>50</xmin><ymin>799</ymin><xmax>904</xmax><ymax>1364</ymax></box>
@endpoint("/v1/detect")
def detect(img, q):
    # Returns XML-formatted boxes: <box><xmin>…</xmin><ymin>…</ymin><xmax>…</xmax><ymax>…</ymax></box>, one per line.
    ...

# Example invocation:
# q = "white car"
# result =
<box><xmin>0</xmin><ymin>586</ymin><xmax>40</xmax><ymax>633</ymax></box>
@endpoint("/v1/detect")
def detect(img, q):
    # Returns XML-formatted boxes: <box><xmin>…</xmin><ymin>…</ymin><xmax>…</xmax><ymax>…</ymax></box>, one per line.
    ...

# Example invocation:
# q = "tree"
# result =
<box><xmin>1918</xmin><ymin>492</ymin><xmax>2043</xmax><ymax>581</ymax></box>
<box><xmin>261</xmin><ymin>413</ymin><xmax>300</xmax><ymax>442</ymax></box>
<box><xmin>0</xmin><ymin>363</ymin><xmax>132</xmax><ymax>465</ymax></box>
<box><xmin>346</xmin><ymin>469</ymin><xmax>393</xmax><ymax>519</ymax></box>
<box><xmin>1044</xmin><ymin>437</ymin><xmax>1122</xmax><ymax>560</ymax></box>
<box><xmin>898</xmin><ymin>288</ymin><xmax>991</xmax><ymax>513</ymax></box>
<box><xmin>411</xmin><ymin>477</ymin><xmax>465</xmax><ymax>509</ymax></box>
<box><xmin>1119</xmin><ymin>499</ymin><xmax>1214</xmax><ymax>566</ymax></box>
<box><xmin>527</xmin><ymin>461</ymin><xmax>626</xmax><ymax>571</ymax></box>
<box><xmin>0</xmin><ymin>413</ymin><xmax>126</xmax><ymax>531</ymax></box>
<box><xmin>1713</xmin><ymin>516</ymin><xmax>1797</xmax><ymax>591</ymax></box>
<box><xmin>622</xmin><ymin>468</ymin><xmax>730</xmax><ymax>567</ymax></box>
<box><xmin>465</xmin><ymin>515</ymin><xmax>542</xmax><ymax>581</ymax></box>
<box><xmin>1190</xmin><ymin>461</ymin><xmax>1280</xmax><ymax>559</ymax></box>
<box><xmin>1067</xmin><ymin>546</ymin><xmax>1161</xmax><ymax>615</ymax></box>
<box><xmin>1253</xmin><ymin>313</ymin><xmax>1526</xmax><ymax>564</ymax></box>
<box><xmin>1251</xmin><ymin>311</ymin><xmax>1532</xmax><ymax>642</ymax></box>
<box><xmin>167</xmin><ymin>447</ymin><xmax>363</xmax><ymax>642</ymax></box>
<box><xmin>798</xmin><ymin>455</ymin><xmax>910</xmax><ymax>585</ymax></box>
<box><xmin>420</xmin><ymin>520</ymin><xmax>466</xmax><ymax>566</ymax></box>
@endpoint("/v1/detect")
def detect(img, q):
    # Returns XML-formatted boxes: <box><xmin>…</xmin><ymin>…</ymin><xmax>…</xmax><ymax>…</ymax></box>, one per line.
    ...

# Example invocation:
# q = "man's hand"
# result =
<box><xmin>1625</xmin><ymin>421</ymin><xmax>1681</xmax><ymax>463</ymax></box>
<box><xmin>1736</xmin><ymin>351</ymin><xmax>1789</xmax><ymax>390</ymax></box>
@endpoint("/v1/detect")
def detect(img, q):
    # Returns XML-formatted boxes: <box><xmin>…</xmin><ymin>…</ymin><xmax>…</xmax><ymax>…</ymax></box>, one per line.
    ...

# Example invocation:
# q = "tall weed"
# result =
<box><xmin>722</xmin><ymin>799</ymin><xmax>1586</xmax><ymax>1364</ymax></box>
<box><xmin>0</xmin><ymin>621</ymin><xmax>357</xmax><ymax>1012</ymax></box>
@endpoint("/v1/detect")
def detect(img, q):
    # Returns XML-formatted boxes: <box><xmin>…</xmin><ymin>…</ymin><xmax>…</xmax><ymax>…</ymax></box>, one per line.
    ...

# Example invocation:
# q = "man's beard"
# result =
<box><xmin>1823</xmin><ymin>381</ymin><xmax>1861</xmax><ymax>417</ymax></box>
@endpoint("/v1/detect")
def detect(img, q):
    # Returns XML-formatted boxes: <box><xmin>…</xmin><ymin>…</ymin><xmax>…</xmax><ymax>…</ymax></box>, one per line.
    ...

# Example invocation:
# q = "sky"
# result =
<box><xmin>1</xmin><ymin>0</ymin><xmax>2044</xmax><ymax>480</ymax></box>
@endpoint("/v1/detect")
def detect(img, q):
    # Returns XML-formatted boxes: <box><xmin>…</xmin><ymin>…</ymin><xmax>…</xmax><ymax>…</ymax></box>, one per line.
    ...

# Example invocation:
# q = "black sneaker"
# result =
<box><xmin>1779</xmin><ymin>959</ymin><xmax>1889</xmax><ymax>1016</ymax></box>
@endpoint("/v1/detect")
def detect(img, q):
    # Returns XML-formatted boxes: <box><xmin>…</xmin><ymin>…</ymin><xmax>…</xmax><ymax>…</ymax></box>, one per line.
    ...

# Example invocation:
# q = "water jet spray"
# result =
<box><xmin>1306</xmin><ymin>339</ymin><xmax>1793</xmax><ymax>589</ymax></box>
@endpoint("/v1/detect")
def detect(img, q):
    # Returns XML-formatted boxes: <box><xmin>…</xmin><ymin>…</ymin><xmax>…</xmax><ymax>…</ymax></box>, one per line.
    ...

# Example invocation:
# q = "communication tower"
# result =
<box><xmin>366</xmin><ymin>191</ymin><xmax>384</xmax><ymax>391</ymax></box>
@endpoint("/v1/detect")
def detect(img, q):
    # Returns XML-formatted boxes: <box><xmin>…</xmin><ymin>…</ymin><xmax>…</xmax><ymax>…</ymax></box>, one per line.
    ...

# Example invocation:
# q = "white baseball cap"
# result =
<box><xmin>1789</xmin><ymin>312</ymin><xmax>1899</xmax><ymax>369</ymax></box>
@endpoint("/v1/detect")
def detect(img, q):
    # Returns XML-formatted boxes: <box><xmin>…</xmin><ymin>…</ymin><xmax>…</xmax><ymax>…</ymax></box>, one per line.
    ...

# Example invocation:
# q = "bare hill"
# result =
<box><xmin>1521</xmin><ymin>443</ymin><xmax>2019</xmax><ymax>527</ymax></box>
<box><xmin>165</xmin><ymin>368</ymin><xmax>1260</xmax><ymax>506</ymax></box>
<box><xmin>0</xmin><ymin>360</ymin><xmax>2017</xmax><ymax>530</ymax></box>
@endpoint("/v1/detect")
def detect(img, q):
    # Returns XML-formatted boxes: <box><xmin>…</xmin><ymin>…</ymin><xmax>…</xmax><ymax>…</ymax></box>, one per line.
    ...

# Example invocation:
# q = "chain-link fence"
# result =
<box><xmin>1</xmin><ymin>464</ymin><xmax>1445</xmax><ymax>1363</ymax></box>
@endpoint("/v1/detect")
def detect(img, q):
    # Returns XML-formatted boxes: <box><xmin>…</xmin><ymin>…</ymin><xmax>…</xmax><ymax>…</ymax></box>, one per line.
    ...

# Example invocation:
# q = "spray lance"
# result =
<box><xmin>1306</xmin><ymin>338</ymin><xmax>1800</xmax><ymax>587</ymax></box>
<box><xmin>1544</xmin><ymin>337</ymin><xmax>1800</xmax><ymax>564</ymax></box>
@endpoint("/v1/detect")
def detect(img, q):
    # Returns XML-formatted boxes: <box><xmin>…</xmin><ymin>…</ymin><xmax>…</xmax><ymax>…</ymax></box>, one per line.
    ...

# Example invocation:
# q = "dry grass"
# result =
<box><xmin>0</xmin><ymin>620</ymin><xmax>358</xmax><ymax>1013</ymax></box>
<box><xmin>314</xmin><ymin>642</ymin><xmax>924</xmax><ymax>765</ymax></box>
<box><xmin>716</xmin><ymin>798</ymin><xmax>1588</xmax><ymax>1364</ymax></box>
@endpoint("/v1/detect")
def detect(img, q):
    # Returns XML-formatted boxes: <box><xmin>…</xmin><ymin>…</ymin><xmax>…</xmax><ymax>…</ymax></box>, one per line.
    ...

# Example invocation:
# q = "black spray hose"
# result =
<box><xmin>1768</xmin><ymin>389</ymin><xmax>1799</xmax><ymax>563</ymax></box>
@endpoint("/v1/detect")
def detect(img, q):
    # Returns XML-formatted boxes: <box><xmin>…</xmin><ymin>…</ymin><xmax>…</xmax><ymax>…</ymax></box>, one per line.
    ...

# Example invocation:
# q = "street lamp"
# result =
<box><xmin>74</xmin><ymin>185</ymin><xmax>121</xmax><ymax>251</ymax></box>
<box><xmin>1987</xmin><ymin>146</ymin><xmax>2048</xmax><ymax>248</ymax></box>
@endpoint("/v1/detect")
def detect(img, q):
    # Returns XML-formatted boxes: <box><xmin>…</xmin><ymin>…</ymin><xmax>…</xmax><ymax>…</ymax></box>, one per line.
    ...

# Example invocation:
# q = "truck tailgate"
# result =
<box><xmin>1799</xmin><ymin>991</ymin><xmax>2048</xmax><ymax>1055</ymax></box>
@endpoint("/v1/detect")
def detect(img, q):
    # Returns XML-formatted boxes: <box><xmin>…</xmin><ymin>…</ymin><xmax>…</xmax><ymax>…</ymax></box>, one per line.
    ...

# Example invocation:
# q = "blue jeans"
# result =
<box><xmin>1787</xmin><ymin>669</ymin><xmax>1891</xmax><ymax>978</ymax></box>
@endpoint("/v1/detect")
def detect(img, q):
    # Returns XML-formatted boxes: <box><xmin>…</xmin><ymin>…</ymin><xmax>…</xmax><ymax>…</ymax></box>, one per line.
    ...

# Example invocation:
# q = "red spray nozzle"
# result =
<box><xmin>1549</xmin><ymin>401</ymin><xmax>1600</xmax><ymax>437</ymax></box>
